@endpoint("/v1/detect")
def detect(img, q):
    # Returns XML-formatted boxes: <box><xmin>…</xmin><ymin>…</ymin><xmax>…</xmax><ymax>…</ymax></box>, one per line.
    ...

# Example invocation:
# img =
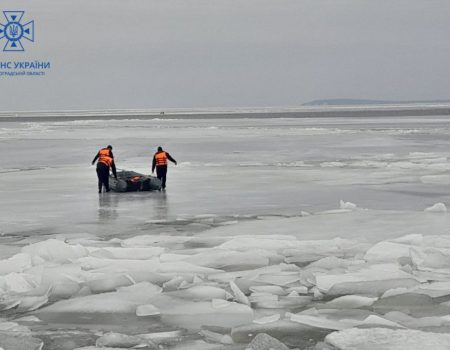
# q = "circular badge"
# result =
<box><xmin>4</xmin><ymin>22</ymin><xmax>23</xmax><ymax>41</ymax></box>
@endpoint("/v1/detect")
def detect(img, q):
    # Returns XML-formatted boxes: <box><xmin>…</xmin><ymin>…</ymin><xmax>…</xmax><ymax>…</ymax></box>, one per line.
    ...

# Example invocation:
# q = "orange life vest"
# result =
<box><xmin>98</xmin><ymin>148</ymin><xmax>113</xmax><ymax>167</ymax></box>
<box><xmin>155</xmin><ymin>151</ymin><xmax>168</xmax><ymax>166</ymax></box>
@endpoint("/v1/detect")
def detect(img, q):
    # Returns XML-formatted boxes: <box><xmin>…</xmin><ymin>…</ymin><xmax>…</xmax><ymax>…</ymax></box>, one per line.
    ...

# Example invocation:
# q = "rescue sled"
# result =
<box><xmin>109</xmin><ymin>170</ymin><xmax>162</xmax><ymax>192</ymax></box>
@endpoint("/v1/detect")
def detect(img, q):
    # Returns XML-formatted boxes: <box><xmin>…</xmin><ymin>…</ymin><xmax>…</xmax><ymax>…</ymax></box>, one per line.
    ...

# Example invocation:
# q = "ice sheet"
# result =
<box><xmin>2</xmin><ymin>117</ymin><xmax>450</xmax><ymax>237</ymax></box>
<box><xmin>2</xmin><ymin>116</ymin><xmax>450</xmax><ymax>348</ymax></box>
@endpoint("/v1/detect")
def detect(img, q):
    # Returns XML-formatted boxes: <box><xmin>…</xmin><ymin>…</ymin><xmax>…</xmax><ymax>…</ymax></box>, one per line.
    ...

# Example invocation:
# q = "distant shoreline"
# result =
<box><xmin>1</xmin><ymin>105</ymin><xmax>450</xmax><ymax>122</ymax></box>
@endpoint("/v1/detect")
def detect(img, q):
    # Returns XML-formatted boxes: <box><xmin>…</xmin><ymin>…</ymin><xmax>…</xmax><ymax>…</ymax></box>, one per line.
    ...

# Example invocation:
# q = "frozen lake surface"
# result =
<box><xmin>2</xmin><ymin>115</ymin><xmax>450</xmax><ymax>349</ymax></box>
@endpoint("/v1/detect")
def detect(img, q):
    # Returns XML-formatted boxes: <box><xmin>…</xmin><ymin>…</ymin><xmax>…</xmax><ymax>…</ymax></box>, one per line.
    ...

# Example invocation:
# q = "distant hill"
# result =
<box><xmin>303</xmin><ymin>99</ymin><xmax>450</xmax><ymax>106</ymax></box>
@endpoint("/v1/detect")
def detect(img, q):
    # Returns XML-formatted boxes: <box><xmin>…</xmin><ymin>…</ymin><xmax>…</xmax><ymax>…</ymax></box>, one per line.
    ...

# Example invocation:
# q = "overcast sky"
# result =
<box><xmin>1</xmin><ymin>0</ymin><xmax>450</xmax><ymax>111</ymax></box>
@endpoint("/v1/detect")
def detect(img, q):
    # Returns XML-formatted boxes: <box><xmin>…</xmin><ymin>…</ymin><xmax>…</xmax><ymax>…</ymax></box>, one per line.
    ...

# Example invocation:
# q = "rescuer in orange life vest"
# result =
<box><xmin>91</xmin><ymin>145</ymin><xmax>117</xmax><ymax>193</ymax></box>
<box><xmin>152</xmin><ymin>146</ymin><xmax>177</xmax><ymax>190</ymax></box>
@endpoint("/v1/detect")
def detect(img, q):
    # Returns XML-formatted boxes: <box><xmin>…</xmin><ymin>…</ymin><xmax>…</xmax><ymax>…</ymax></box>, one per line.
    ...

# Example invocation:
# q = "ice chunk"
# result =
<box><xmin>212</xmin><ymin>298</ymin><xmax>231</xmax><ymax>309</ymax></box>
<box><xmin>250</xmin><ymin>285</ymin><xmax>286</xmax><ymax>296</ymax></box>
<box><xmin>382</xmin><ymin>282</ymin><xmax>450</xmax><ymax>300</ymax></box>
<box><xmin>246</xmin><ymin>333</ymin><xmax>289</xmax><ymax>350</ymax></box>
<box><xmin>230</xmin><ymin>281</ymin><xmax>250</xmax><ymax>306</ymax></box>
<box><xmin>1</xmin><ymin>272</ymin><xmax>37</xmax><ymax>293</ymax></box>
<box><xmin>315</xmin><ymin>264</ymin><xmax>420</xmax><ymax>296</ymax></box>
<box><xmin>253</xmin><ymin>314</ymin><xmax>281</xmax><ymax>324</ymax></box>
<box><xmin>0</xmin><ymin>321</ymin><xmax>31</xmax><ymax>332</ymax></box>
<box><xmin>90</xmin><ymin>247</ymin><xmax>165</xmax><ymax>260</ymax></box>
<box><xmin>22</xmin><ymin>239</ymin><xmax>88</xmax><ymax>264</ymax></box>
<box><xmin>75</xmin><ymin>256</ymin><xmax>159</xmax><ymax>271</ymax></box>
<box><xmin>193</xmin><ymin>275</ymin><xmax>203</xmax><ymax>283</ymax></box>
<box><xmin>0</xmin><ymin>253</ymin><xmax>32</xmax><ymax>275</ymax></box>
<box><xmin>126</xmin><ymin>271</ymin><xmax>171</xmax><ymax>285</ymax></box>
<box><xmin>167</xmin><ymin>340</ymin><xmax>223</xmax><ymax>350</ymax></box>
<box><xmin>326</xmin><ymin>295</ymin><xmax>377</xmax><ymax>309</ymax></box>
<box><xmin>86</xmin><ymin>275</ymin><xmax>134</xmax><ymax>293</ymax></box>
<box><xmin>286</xmin><ymin>286</ymin><xmax>309</xmax><ymax>294</ymax></box>
<box><xmin>253</xmin><ymin>295</ymin><xmax>312</xmax><ymax>309</ymax></box>
<box><xmin>163</xmin><ymin>276</ymin><xmax>187</xmax><ymax>291</ymax></box>
<box><xmin>37</xmin><ymin>282</ymin><xmax>161</xmax><ymax>314</ymax></box>
<box><xmin>421</xmin><ymin>235</ymin><xmax>450</xmax><ymax>249</ymax></box>
<box><xmin>391</xmin><ymin>234</ymin><xmax>424</xmax><ymax>245</ymax></box>
<box><xmin>217</xmin><ymin>220</ymin><xmax>239</xmax><ymax>226</ymax></box>
<box><xmin>49</xmin><ymin>281</ymin><xmax>83</xmax><ymax>301</ymax></box>
<box><xmin>0</xmin><ymin>297</ymin><xmax>21</xmax><ymax>311</ymax></box>
<box><xmin>157</xmin><ymin>298</ymin><xmax>254</xmax><ymax>329</ymax></box>
<box><xmin>208</xmin><ymin>264</ymin><xmax>300</xmax><ymax>285</ymax></box>
<box><xmin>339</xmin><ymin>200</ymin><xmax>357</xmax><ymax>210</ymax></box>
<box><xmin>383</xmin><ymin>311</ymin><xmax>444</xmax><ymax>328</ymax></box>
<box><xmin>15</xmin><ymin>316</ymin><xmax>41</xmax><ymax>323</ymax></box>
<box><xmin>411</xmin><ymin>247</ymin><xmax>450</xmax><ymax>269</ymax></box>
<box><xmin>159</xmin><ymin>261</ymin><xmax>223</xmax><ymax>274</ymax></box>
<box><xmin>75</xmin><ymin>347</ymin><xmax>137</xmax><ymax>350</ymax></box>
<box><xmin>312</xmin><ymin>287</ymin><xmax>324</xmax><ymax>300</ymax></box>
<box><xmin>185</xmin><ymin>249</ymin><xmax>271</xmax><ymax>269</ymax></box>
<box><xmin>249</xmin><ymin>292</ymin><xmax>279</xmax><ymax>304</ymax></box>
<box><xmin>284</xmin><ymin>238</ymin><xmax>367</xmax><ymax>264</ymax></box>
<box><xmin>414</xmin><ymin>281</ymin><xmax>450</xmax><ymax>298</ymax></box>
<box><xmin>136</xmin><ymin>304</ymin><xmax>160</xmax><ymax>316</ymax></box>
<box><xmin>425</xmin><ymin>202</ymin><xmax>447</xmax><ymax>212</ymax></box>
<box><xmin>136</xmin><ymin>330</ymin><xmax>184</xmax><ymax>343</ymax></box>
<box><xmin>359</xmin><ymin>315</ymin><xmax>405</xmax><ymax>328</ymax></box>
<box><xmin>28</xmin><ymin>264</ymin><xmax>85</xmax><ymax>300</ymax></box>
<box><xmin>363</xmin><ymin>241</ymin><xmax>412</xmax><ymax>263</ymax></box>
<box><xmin>254</xmin><ymin>272</ymin><xmax>301</xmax><ymax>286</ymax></box>
<box><xmin>298</xmin><ymin>272</ymin><xmax>316</xmax><ymax>288</ymax></box>
<box><xmin>307</xmin><ymin>256</ymin><xmax>361</xmax><ymax>270</ymax></box>
<box><xmin>325</xmin><ymin>328</ymin><xmax>450</xmax><ymax>350</ymax></box>
<box><xmin>0</xmin><ymin>333</ymin><xmax>43</xmax><ymax>350</ymax></box>
<box><xmin>200</xmin><ymin>329</ymin><xmax>233</xmax><ymax>344</ymax></box>
<box><xmin>372</xmin><ymin>293</ymin><xmax>438</xmax><ymax>315</ymax></box>
<box><xmin>160</xmin><ymin>253</ymin><xmax>191</xmax><ymax>262</ymax></box>
<box><xmin>77</xmin><ymin>257</ymin><xmax>221</xmax><ymax>275</ymax></box>
<box><xmin>381</xmin><ymin>287</ymin><xmax>412</xmax><ymax>299</ymax></box>
<box><xmin>327</xmin><ymin>279</ymin><xmax>420</xmax><ymax>297</ymax></box>
<box><xmin>232</xmin><ymin>320</ymin><xmax>331</xmax><ymax>348</ymax></box>
<box><xmin>166</xmin><ymin>285</ymin><xmax>230</xmax><ymax>301</ymax></box>
<box><xmin>290</xmin><ymin>314</ymin><xmax>356</xmax><ymax>330</ymax></box>
<box><xmin>16</xmin><ymin>291</ymin><xmax>50</xmax><ymax>312</ymax></box>
<box><xmin>116</xmin><ymin>282</ymin><xmax>162</xmax><ymax>294</ymax></box>
<box><xmin>314</xmin><ymin>341</ymin><xmax>336</xmax><ymax>350</ymax></box>
<box><xmin>96</xmin><ymin>332</ymin><xmax>157</xmax><ymax>349</ymax></box>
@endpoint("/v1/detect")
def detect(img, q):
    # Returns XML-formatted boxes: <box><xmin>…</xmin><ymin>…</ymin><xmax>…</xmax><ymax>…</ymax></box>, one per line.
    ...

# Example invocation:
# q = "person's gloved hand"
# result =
<box><xmin>174</xmin><ymin>161</ymin><xmax>177</xmax><ymax>165</ymax></box>
<box><xmin>91</xmin><ymin>161</ymin><xmax>95</xmax><ymax>165</ymax></box>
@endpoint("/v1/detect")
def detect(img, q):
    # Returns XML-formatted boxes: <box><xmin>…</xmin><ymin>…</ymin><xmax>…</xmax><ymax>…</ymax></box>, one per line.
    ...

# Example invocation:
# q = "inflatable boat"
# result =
<box><xmin>109</xmin><ymin>170</ymin><xmax>162</xmax><ymax>192</ymax></box>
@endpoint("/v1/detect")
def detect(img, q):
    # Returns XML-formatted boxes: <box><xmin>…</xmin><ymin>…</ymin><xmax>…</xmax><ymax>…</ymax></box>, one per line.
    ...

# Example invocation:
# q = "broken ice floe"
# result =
<box><xmin>2</xmin><ymin>212</ymin><xmax>450</xmax><ymax>348</ymax></box>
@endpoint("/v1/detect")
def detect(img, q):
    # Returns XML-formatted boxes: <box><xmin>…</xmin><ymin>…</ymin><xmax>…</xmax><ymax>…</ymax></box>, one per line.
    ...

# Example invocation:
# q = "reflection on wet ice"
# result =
<box><xmin>154</xmin><ymin>191</ymin><xmax>169</xmax><ymax>221</ymax></box>
<box><xmin>97</xmin><ymin>194</ymin><xmax>119</xmax><ymax>222</ymax></box>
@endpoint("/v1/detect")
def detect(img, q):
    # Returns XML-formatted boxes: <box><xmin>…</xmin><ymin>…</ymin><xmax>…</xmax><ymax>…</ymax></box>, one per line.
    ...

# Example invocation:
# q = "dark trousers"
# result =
<box><xmin>156</xmin><ymin>165</ymin><xmax>168</xmax><ymax>189</ymax></box>
<box><xmin>96</xmin><ymin>163</ymin><xmax>110</xmax><ymax>192</ymax></box>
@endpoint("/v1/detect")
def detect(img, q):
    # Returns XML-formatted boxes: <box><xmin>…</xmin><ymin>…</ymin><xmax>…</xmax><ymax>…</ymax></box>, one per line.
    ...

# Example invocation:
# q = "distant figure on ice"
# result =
<box><xmin>152</xmin><ymin>146</ymin><xmax>177</xmax><ymax>190</ymax></box>
<box><xmin>92</xmin><ymin>145</ymin><xmax>117</xmax><ymax>193</ymax></box>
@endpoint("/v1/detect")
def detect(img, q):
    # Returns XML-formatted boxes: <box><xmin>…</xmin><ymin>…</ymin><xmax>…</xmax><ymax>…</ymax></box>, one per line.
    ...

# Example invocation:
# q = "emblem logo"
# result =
<box><xmin>0</xmin><ymin>11</ymin><xmax>34</xmax><ymax>52</ymax></box>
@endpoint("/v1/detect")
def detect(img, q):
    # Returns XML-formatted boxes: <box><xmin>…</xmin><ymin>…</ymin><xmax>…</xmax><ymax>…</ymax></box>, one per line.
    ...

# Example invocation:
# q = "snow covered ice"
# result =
<box><xmin>2</xmin><ymin>115</ymin><xmax>450</xmax><ymax>349</ymax></box>
<box><xmin>323</xmin><ymin>328</ymin><xmax>450</xmax><ymax>350</ymax></box>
